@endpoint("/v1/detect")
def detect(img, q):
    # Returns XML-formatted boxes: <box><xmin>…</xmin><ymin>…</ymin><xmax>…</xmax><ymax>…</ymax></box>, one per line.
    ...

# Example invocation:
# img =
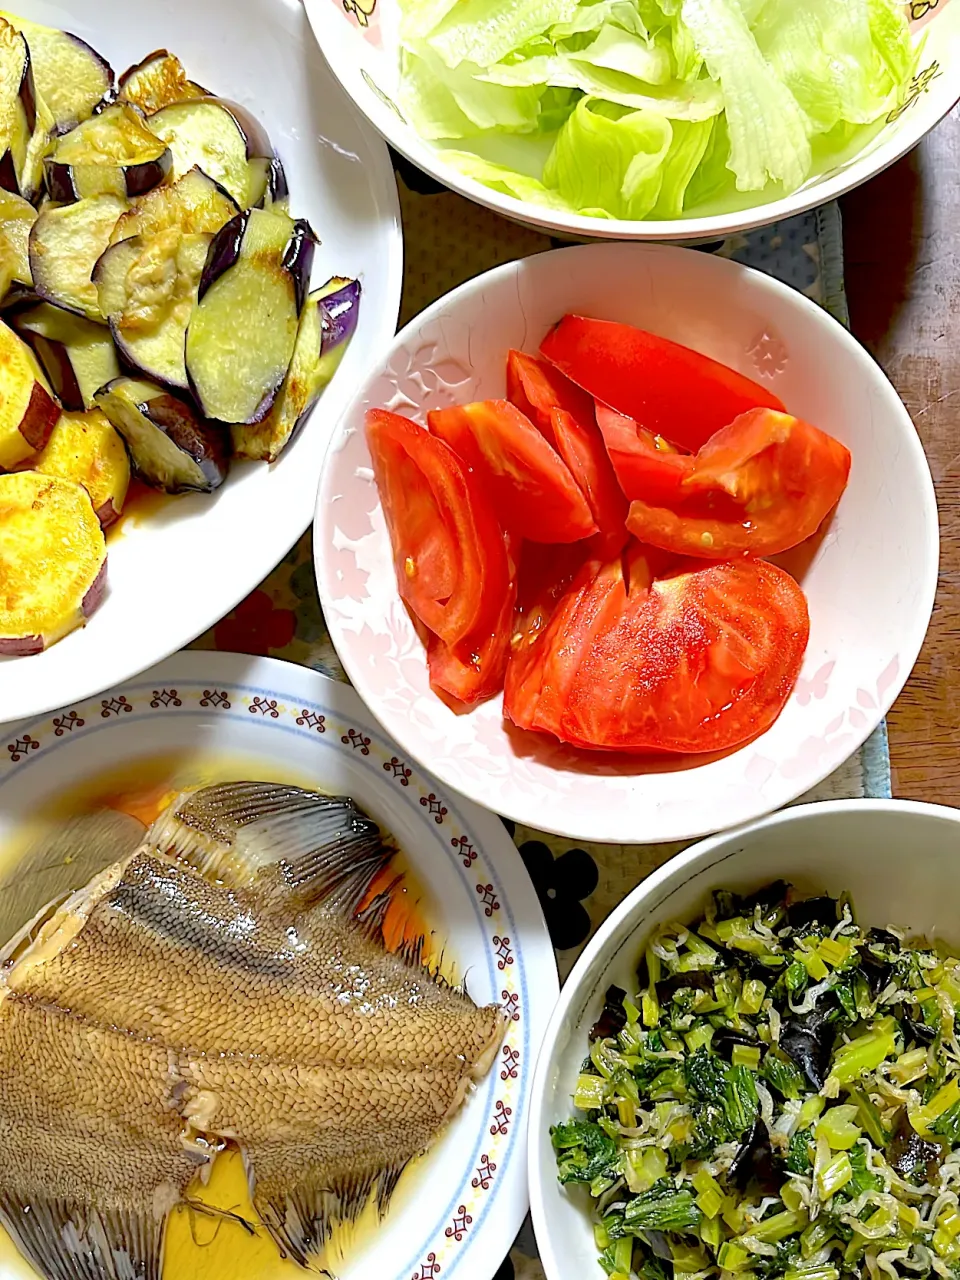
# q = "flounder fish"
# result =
<box><xmin>0</xmin><ymin>782</ymin><xmax>505</xmax><ymax>1280</ymax></box>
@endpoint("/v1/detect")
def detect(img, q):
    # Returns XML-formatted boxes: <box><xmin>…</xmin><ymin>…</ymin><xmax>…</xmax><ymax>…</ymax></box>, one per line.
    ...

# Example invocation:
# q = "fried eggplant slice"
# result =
<box><xmin>95</xmin><ymin>376</ymin><xmax>228</xmax><ymax>493</ymax></box>
<box><xmin>248</xmin><ymin>153</ymin><xmax>289</xmax><ymax>212</ymax></box>
<box><xmin>0</xmin><ymin>17</ymin><xmax>56</xmax><ymax>206</ymax></box>
<box><xmin>0</xmin><ymin>187</ymin><xmax>35</xmax><ymax>298</ymax></box>
<box><xmin>44</xmin><ymin>103</ymin><xmax>171</xmax><ymax>203</ymax></box>
<box><xmin>0</xmin><ymin>20</ymin><xmax>29</xmax><ymax>198</ymax></box>
<box><xmin>0</xmin><ymin>12</ymin><xmax>112</xmax><ymax>131</ymax></box>
<box><xmin>0</xmin><ymin>318</ymin><xmax>58</xmax><ymax>467</ymax></box>
<box><xmin>109</xmin><ymin>164</ymin><xmax>238</xmax><ymax>245</ymax></box>
<box><xmin>12</xmin><ymin>302</ymin><xmax>120</xmax><ymax>410</ymax></box>
<box><xmin>148</xmin><ymin>97</ymin><xmax>274</xmax><ymax>209</ymax></box>
<box><xmin>94</xmin><ymin>230</ymin><xmax>209</xmax><ymax>391</ymax></box>
<box><xmin>0</xmin><ymin>470</ymin><xmax>107</xmax><ymax>654</ymax></box>
<box><xmin>35</xmin><ymin>408</ymin><xmax>130</xmax><ymax>528</ymax></box>
<box><xmin>118</xmin><ymin>49</ymin><xmax>206</xmax><ymax>115</ymax></box>
<box><xmin>231</xmin><ymin>277</ymin><xmax>360</xmax><ymax>462</ymax></box>
<box><xmin>186</xmin><ymin>208</ymin><xmax>315</xmax><ymax>424</ymax></box>
<box><xmin>29</xmin><ymin>193</ymin><xmax>127</xmax><ymax>319</ymax></box>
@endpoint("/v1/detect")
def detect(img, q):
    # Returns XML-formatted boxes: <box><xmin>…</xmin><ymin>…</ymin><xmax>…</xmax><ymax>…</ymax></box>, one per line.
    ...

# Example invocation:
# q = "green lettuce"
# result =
<box><xmin>397</xmin><ymin>0</ymin><xmax>917</xmax><ymax>221</ymax></box>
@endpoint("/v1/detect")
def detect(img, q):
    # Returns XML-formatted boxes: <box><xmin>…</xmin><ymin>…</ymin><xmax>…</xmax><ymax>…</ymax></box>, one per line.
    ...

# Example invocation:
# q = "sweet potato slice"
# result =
<box><xmin>0</xmin><ymin>470</ymin><xmax>107</xmax><ymax>654</ymax></box>
<box><xmin>35</xmin><ymin>409</ymin><xmax>130</xmax><ymax>528</ymax></box>
<box><xmin>0</xmin><ymin>319</ymin><xmax>58</xmax><ymax>468</ymax></box>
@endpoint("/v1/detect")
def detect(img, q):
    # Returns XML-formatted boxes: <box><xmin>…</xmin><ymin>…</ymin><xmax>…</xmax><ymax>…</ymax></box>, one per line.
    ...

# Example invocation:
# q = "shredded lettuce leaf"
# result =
<box><xmin>397</xmin><ymin>0</ymin><xmax>918</xmax><ymax>221</ymax></box>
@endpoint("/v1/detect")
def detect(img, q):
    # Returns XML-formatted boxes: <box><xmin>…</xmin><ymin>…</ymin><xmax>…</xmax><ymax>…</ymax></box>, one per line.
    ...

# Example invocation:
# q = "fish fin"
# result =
<box><xmin>396</xmin><ymin>932</ymin><xmax>425</xmax><ymax>968</ymax></box>
<box><xmin>0</xmin><ymin>810</ymin><xmax>146</xmax><ymax>951</ymax></box>
<box><xmin>256</xmin><ymin>1166</ymin><xmax>408</xmax><ymax>1269</ymax></box>
<box><xmin>354</xmin><ymin>877</ymin><xmax>401</xmax><ymax>945</ymax></box>
<box><xmin>148</xmin><ymin>782</ymin><xmax>394</xmax><ymax>910</ymax></box>
<box><xmin>0</xmin><ymin>1194</ymin><xmax>164</xmax><ymax>1280</ymax></box>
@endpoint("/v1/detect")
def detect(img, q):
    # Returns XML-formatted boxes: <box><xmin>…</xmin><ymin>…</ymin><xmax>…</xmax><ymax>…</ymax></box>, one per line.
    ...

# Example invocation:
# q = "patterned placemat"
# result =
<box><xmin>191</xmin><ymin>166</ymin><xmax>890</xmax><ymax>1279</ymax></box>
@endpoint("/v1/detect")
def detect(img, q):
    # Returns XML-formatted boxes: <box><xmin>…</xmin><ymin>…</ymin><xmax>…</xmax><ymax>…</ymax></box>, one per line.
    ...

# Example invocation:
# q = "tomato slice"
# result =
<box><xmin>428</xmin><ymin>399</ymin><xmax>597</xmax><ymax>544</ymax></box>
<box><xmin>594</xmin><ymin>401</ymin><xmax>695</xmax><ymax>504</ymax></box>
<box><xmin>427</xmin><ymin>533</ymin><xmax>519</xmax><ymax>707</ymax></box>
<box><xmin>550</xmin><ymin>407</ymin><xmax>629</xmax><ymax>552</ymax></box>
<box><xmin>625</xmin><ymin>408</ymin><xmax>852</xmax><ymax>558</ymax></box>
<box><xmin>506</xmin><ymin>350</ymin><xmax>594</xmax><ymax>444</ymax></box>
<box><xmin>504</xmin><ymin>543</ymin><xmax>809</xmax><ymax>754</ymax></box>
<box><xmin>540</xmin><ymin>315</ymin><xmax>785</xmax><ymax>452</ymax></box>
<box><xmin>365</xmin><ymin>409</ymin><xmax>509</xmax><ymax>646</ymax></box>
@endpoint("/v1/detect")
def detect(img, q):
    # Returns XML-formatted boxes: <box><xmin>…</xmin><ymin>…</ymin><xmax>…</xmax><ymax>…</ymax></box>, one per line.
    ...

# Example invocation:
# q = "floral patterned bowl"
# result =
<box><xmin>314</xmin><ymin>241</ymin><xmax>938</xmax><ymax>845</ymax></box>
<box><xmin>303</xmin><ymin>0</ymin><xmax>960</xmax><ymax>241</ymax></box>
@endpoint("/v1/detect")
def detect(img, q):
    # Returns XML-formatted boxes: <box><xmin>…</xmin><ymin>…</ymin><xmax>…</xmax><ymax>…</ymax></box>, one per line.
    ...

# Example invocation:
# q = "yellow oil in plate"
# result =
<box><xmin>0</xmin><ymin>755</ymin><xmax>443</xmax><ymax>1280</ymax></box>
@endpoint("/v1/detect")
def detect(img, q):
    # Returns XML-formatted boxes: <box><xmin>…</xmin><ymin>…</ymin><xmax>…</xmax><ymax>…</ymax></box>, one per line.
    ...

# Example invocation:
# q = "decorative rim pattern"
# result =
<box><xmin>0</xmin><ymin>653</ymin><xmax>558</xmax><ymax>1280</ymax></box>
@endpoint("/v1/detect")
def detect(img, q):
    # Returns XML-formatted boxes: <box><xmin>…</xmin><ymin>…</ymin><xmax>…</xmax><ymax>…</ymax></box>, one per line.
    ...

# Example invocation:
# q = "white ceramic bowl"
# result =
<box><xmin>0</xmin><ymin>0</ymin><xmax>402</xmax><ymax>726</ymax></box>
<box><xmin>527</xmin><ymin>798</ymin><xmax>960</xmax><ymax>1280</ymax></box>
<box><xmin>315</xmin><ymin>241</ymin><xmax>938</xmax><ymax>845</ymax></box>
<box><xmin>304</xmin><ymin>0</ymin><xmax>960</xmax><ymax>241</ymax></box>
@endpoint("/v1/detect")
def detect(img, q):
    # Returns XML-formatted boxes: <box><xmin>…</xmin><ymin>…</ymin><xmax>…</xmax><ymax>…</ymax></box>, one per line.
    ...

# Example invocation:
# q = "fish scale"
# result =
<box><xmin>0</xmin><ymin>782</ymin><xmax>505</xmax><ymax>1280</ymax></box>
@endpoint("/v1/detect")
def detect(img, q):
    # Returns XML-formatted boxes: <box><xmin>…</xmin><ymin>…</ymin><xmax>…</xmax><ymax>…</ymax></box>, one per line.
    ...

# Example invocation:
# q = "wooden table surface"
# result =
<box><xmin>841</xmin><ymin>105</ymin><xmax>960</xmax><ymax>806</ymax></box>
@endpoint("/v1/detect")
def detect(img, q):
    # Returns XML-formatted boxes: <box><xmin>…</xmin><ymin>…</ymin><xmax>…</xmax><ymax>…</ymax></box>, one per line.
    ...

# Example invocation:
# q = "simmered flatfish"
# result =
<box><xmin>0</xmin><ymin>782</ymin><xmax>505</xmax><ymax>1280</ymax></box>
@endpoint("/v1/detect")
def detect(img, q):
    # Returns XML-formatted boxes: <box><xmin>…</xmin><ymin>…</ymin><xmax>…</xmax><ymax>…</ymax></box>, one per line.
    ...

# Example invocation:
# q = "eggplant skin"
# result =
<box><xmin>145</xmin><ymin>394</ymin><xmax>229</xmax><ymax>490</ymax></box>
<box><xmin>44</xmin><ymin>152</ymin><xmax>172</xmax><ymax>203</ymax></box>
<box><xmin>197</xmin><ymin>211</ymin><xmax>247</xmax><ymax>304</ymax></box>
<box><xmin>95</xmin><ymin>377</ymin><xmax>229</xmax><ymax>495</ymax></box>
<box><xmin>282</xmin><ymin>220</ymin><xmax>318</xmax><ymax>316</ymax></box>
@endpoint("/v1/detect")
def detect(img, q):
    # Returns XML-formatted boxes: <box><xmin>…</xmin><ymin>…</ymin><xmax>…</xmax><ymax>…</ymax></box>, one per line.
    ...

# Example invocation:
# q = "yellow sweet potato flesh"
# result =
<box><xmin>0</xmin><ymin>470</ymin><xmax>106</xmax><ymax>652</ymax></box>
<box><xmin>36</xmin><ymin>409</ymin><xmax>130</xmax><ymax>528</ymax></box>
<box><xmin>0</xmin><ymin>321</ymin><xmax>59</xmax><ymax>469</ymax></box>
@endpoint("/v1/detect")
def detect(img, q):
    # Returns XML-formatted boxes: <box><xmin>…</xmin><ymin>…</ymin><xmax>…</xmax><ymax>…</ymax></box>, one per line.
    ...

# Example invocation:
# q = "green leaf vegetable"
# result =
<box><xmin>395</xmin><ymin>0</ymin><xmax>916</xmax><ymax>222</ymax></box>
<box><xmin>553</xmin><ymin>882</ymin><xmax>960</xmax><ymax>1277</ymax></box>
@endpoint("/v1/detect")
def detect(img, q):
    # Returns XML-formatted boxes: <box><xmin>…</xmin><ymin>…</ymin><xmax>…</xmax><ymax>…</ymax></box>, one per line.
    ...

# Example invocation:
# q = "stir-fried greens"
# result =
<box><xmin>396</xmin><ymin>0</ymin><xmax>918</xmax><ymax>222</ymax></box>
<box><xmin>553</xmin><ymin>882</ymin><xmax>960</xmax><ymax>1278</ymax></box>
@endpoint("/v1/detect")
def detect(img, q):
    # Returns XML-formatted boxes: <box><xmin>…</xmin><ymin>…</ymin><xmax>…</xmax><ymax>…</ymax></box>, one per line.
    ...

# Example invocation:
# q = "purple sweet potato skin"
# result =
<box><xmin>81</xmin><ymin>557</ymin><xmax>108</xmax><ymax>618</ymax></box>
<box><xmin>0</xmin><ymin>634</ymin><xmax>44</xmax><ymax>656</ymax></box>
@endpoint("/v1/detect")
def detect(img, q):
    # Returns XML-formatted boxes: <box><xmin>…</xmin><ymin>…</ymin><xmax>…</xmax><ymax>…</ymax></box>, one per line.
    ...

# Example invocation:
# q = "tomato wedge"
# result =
<box><xmin>550</xmin><ymin>407</ymin><xmax>629</xmax><ymax>552</ymax></box>
<box><xmin>506</xmin><ymin>349</ymin><xmax>594</xmax><ymax>444</ymax></box>
<box><xmin>428</xmin><ymin>399</ymin><xmax>597</xmax><ymax>544</ymax></box>
<box><xmin>427</xmin><ymin>534</ymin><xmax>519</xmax><ymax>707</ymax></box>
<box><xmin>625</xmin><ymin>408</ymin><xmax>852</xmax><ymax>559</ymax></box>
<box><xmin>503</xmin><ymin>544</ymin><xmax>809</xmax><ymax>754</ymax></box>
<box><xmin>594</xmin><ymin>401</ymin><xmax>695</xmax><ymax>504</ymax></box>
<box><xmin>540</xmin><ymin>315</ymin><xmax>785</xmax><ymax>452</ymax></box>
<box><xmin>365</xmin><ymin>409</ymin><xmax>509</xmax><ymax>646</ymax></box>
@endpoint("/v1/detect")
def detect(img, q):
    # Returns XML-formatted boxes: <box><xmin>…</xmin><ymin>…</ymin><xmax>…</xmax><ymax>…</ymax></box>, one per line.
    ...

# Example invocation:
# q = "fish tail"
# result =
<box><xmin>0</xmin><ymin>1194</ymin><xmax>164</xmax><ymax>1280</ymax></box>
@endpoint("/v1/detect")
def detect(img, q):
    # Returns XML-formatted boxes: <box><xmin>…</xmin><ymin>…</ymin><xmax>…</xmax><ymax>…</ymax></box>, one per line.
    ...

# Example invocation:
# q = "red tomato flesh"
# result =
<box><xmin>428</xmin><ymin>399</ymin><xmax>597</xmax><ymax>544</ymax></box>
<box><xmin>503</xmin><ymin>543</ymin><xmax>809</xmax><ymax>754</ymax></box>
<box><xmin>506</xmin><ymin>349</ymin><xmax>594</xmax><ymax>444</ymax></box>
<box><xmin>550</xmin><ymin>407</ymin><xmax>629</xmax><ymax>552</ymax></box>
<box><xmin>540</xmin><ymin>315</ymin><xmax>785</xmax><ymax>452</ymax></box>
<box><xmin>594</xmin><ymin>401</ymin><xmax>695</xmax><ymax>504</ymax></box>
<box><xmin>626</xmin><ymin>408</ymin><xmax>852</xmax><ymax>559</ymax></box>
<box><xmin>365</xmin><ymin>408</ymin><xmax>509</xmax><ymax>646</ymax></box>
<box><xmin>428</xmin><ymin>536</ymin><xmax>519</xmax><ymax>708</ymax></box>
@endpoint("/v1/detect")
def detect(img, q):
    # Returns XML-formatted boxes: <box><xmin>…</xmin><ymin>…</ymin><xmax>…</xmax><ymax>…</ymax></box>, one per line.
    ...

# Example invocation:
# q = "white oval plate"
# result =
<box><xmin>0</xmin><ymin>651</ymin><xmax>557</xmax><ymax>1280</ymax></box>
<box><xmin>304</xmin><ymin>0</ymin><xmax>960</xmax><ymax>242</ymax></box>
<box><xmin>315</xmin><ymin>242</ymin><xmax>939</xmax><ymax>845</ymax></box>
<box><xmin>0</xmin><ymin>0</ymin><xmax>402</xmax><ymax>725</ymax></box>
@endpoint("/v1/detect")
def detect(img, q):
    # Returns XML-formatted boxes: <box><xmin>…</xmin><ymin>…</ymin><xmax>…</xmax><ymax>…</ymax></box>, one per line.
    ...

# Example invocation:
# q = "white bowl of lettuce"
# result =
<box><xmin>305</xmin><ymin>0</ymin><xmax>959</xmax><ymax>239</ymax></box>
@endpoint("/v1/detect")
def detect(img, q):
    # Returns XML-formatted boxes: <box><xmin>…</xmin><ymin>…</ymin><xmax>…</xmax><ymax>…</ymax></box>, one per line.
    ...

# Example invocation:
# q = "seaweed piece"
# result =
<box><xmin>904</xmin><ymin>1016</ymin><xmax>936</xmax><ymax>1047</ymax></box>
<box><xmin>887</xmin><ymin>1111</ymin><xmax>946</xmax><ymax>1184</ymax></box>
<box><xmin>729</xmin><ymin>1118</ymin><xmax>779</xmax><ymax>1194</ymax></box>
<box><xmin>642</xmin><ymin>1230</ymin><xmax>673</xmax><ymax>1260</ymax></box>
<box><xmin>780</xmin><ymin>1007</ymin><xmax>835</xmax><ymax>1091</ymax></box>
<box><xmin>713</xmin><ymin>1026</ymin><xmax>760</xmax><ymax>1060</ymax></box>
<box><xmin>785</xmin><ymin>895</ymin><xmax>840</xmax><ymax>930</ymax></box>
<box><xmin>590</xmin><ymin>985</ymin><xmax>628</xmax><ymax>1041</ymax></box>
